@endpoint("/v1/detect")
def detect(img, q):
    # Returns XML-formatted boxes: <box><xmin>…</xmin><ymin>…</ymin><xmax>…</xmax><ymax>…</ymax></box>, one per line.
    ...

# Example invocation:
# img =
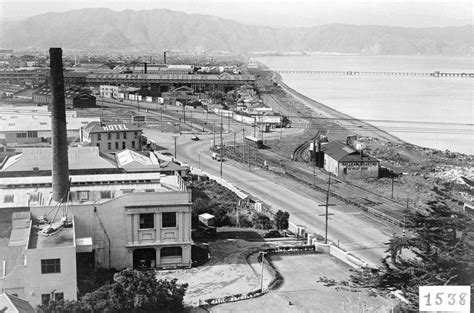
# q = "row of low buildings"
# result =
<box><xmin>0</xmin><ymin>67</ymin><xmax>256</xmax><ymax>93</ymax></box>
<box><xmin>0</xmin><ymin>145</ymin><xmax>193</xmax><ymax>306</ymax></box>
<box><xmin>0</xmin><ymin>106</ymin><xmax>147</xmax><ymax>154</ymax></box>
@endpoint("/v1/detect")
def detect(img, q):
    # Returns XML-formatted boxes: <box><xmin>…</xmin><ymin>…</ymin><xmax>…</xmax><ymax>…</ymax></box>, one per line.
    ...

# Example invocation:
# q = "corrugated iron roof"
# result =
<box><xmin>321</xmin><ymin>141</ymin><xmax>378</xmax><ymax>162</ymax></box>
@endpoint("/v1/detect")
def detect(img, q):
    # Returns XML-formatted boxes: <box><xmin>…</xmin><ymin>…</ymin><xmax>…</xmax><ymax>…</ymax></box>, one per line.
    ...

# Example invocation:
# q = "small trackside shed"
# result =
<box><xmin>321</xmin><ymin>141</ymin><xmax>379</xmax><ymax>179</ymax></box>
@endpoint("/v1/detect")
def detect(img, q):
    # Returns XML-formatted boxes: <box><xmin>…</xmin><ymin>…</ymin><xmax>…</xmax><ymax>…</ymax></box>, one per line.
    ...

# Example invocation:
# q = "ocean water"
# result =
<box><xmin>257</xmin><ymin>55</ymin><xmax>473</xmax><ymax>155</ymax></box>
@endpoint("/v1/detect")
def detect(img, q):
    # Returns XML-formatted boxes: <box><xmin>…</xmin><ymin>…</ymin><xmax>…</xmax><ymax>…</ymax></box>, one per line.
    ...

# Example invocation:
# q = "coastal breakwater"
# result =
<box><xmin>276</xmin><ymin>70</ymin><xmax>474</xmax><ymax>78</ymax></box>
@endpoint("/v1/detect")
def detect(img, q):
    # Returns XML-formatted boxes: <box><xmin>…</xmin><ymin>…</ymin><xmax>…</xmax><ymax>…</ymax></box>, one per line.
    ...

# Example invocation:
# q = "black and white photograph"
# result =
<box><xmin>0</xmin><ymin>0</ymin><xmax>472</xmax><ymax>312</ymax></box>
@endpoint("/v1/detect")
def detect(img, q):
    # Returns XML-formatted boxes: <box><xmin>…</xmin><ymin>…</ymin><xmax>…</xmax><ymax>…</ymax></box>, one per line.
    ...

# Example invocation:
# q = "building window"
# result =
<box><xmin>96</xmin><ymin>143</ymin><xmax>100</xmax><ymax>148</ymax></box>
<box><xmin>16</xmin><ymin>133</ymin><xmax>27</xmax><ymax>138</ymax></box>
<box><xmin>107</xmin><ymin>133</ymin><xmax>111</xmax><ymax>140</ymax></box>
<box><xmin>139</xmin><ymin>213</ymin><xmax>154</xmax><ymax>229</ymax></box>
<box><xmin>162</xmin><ymin>212</ymin><xmax>176</xmax><ymax>228</ymax></box>
<box><xmin>41</xmin><ymin>294</ymin><xmax>51</xmax><ymax>305</ymax></box>
<box><xmin>78</xmin><ymin>191</ymin><xmax>89</xmax><ymax>201</ymax></box>
<box><xmin>4</xmin><ymin>194</ymin><xmax>14</xmax><ymax>203</ymax></box>
<box><xmin>134</xmin><ymin>132</ymin><xmax>138</xmax><ymax>138</ymax></box>
<box><xmin>116</xmin><ymin>132</ymin><xmax>120</xmax><ymax>139</ymax></box>
<box><xmin>41</xmin><ymin>258</ymin><xmax>61</xmax><ymax>274</ymax></box>
<box><xmin>123</xmin><ymin>132</ymin><xmax>127</xmax><ymax>139</ymax></box>
<box><xmin>100</xmin><ymin>190</ymin><xmax>112</xmax><ymax>199</ymax></box>
<box><xmin>29</xmin><ymin>193</ymin><xmax>40</xmax><ymax>202</ymax></box>
<box><xmin>108</xmin><ymin>142</ymin><xmax>111</xmax><ymax>150</ymax></box>
<box><xmin>27</xmin><ymin>131</ymin><xmax>38</xmax><ymax>138</ymax></box>
<box><xmin>97</xmin><ymin>133</ymin><xmax>101</xmax><ymax>140</ymax></box>
<box><xmin>132</xmin><ymin>141</ymin><xmax>135</xmax><ymax>149</ymax></box>
<box><xmin>55</xmin><ymin>292</ymin><xmax>64</xmax><ymax>301</ymax></box>
<box><xmin>160</xmin><ymin>247</ymin><xmax>182</xmax><ymax>257</ymax></box>
<box><xmin>115</xmin><ymin>142</ymin><xmax>119</xmax><ymax>149</ymax></box>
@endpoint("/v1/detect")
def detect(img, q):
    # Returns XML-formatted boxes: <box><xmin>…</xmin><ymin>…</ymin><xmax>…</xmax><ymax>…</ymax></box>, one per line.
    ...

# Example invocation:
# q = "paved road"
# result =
<box><xmin>212</xmin><ymin>254</ymin><xmax>395</xmax><ymax>313</ymax></box>
<box><xmin>144</xmin><ymin>130</ymin><xmax>395</xmax><ymax>267</ymax></box>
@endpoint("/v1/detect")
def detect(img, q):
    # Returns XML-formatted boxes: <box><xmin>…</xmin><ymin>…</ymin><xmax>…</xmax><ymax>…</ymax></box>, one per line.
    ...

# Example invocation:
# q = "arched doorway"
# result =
<box><xmin>133</xmin><ymin>248</ymin><xmax>156</xmax><ymax>269</ymax></box>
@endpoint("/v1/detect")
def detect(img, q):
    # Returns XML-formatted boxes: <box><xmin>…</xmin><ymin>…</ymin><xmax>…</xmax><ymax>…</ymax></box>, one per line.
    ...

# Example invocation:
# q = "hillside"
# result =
<box><xmin>1</xmin><ymin>8</ymin><xmax>472</xmax><ymax>55</ymax></box>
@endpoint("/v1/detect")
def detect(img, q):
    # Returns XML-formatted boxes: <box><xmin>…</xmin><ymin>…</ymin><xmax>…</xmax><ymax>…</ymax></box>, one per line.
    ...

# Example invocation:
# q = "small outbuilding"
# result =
<box><xmin>321</xmin><ymin>141</ymin><xmax>379</xmax><ymax>179</ymax></box>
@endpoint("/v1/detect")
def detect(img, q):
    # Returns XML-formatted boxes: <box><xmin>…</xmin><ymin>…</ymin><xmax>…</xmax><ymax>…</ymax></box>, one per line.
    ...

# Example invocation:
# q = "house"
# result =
<box><xmin>321</xmin><ymin>141</ymin><xmax>379</xmax><ymax>178</ymax></box>
<box><xmin>161</xmin><ymin>86</ymin><xmax>200</xmax><ymax>104</ymax></box>
<box><xmin>81</xmin><ymin>122</ymin><xmax>143</xmax><ymax>153</ymax></box>
<box><xmin>0</xmin><ymin>292</ymin><xmax>36</xmax><ymax>312</ymax></box>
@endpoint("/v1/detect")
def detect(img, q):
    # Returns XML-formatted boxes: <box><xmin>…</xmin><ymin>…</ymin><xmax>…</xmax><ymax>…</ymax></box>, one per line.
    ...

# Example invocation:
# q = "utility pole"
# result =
<box><xmin>279</xmin><ymin>114</ymin><xmax>283</xmax><ymax>141</ymax></box>
<box><xmin>248</xmin><ymin>143</ymin><xmax>251</xmax><ymax>171</ymax></box>
<box><xmin>213</xmin><ymin>121</ymin><xmax>216</xmax><ymax>148</ymax></box>
<box><xmin>313</xmin><ymin>139</ymin><xmax>316</xmax><ymax>186</ymax></box>
<box><xmin>391</xmin><ymin>177</ymin><xmax>395</xmax><ymax>199</ymax></box>
<box><xmin>173</xmin><ymin>136</ymin><xmax>178</xmax><ymax>159</ymax></box>
<box><xmin>233</xmin><ymin>131</ymin><xmax>236</xmax><ymax>153</ymax></box>
<box><xmin>220</xmin><ymin>115</ymin><xmax>223</xmax><ymax>178</ymax></box>
<box><xmin>242</xmin><ymin>129</ymin><xmax>245</xmax><ymax>163</ymax></box>
<box><xmin>259</xmin><ymin>251</ymin><xmax>267</xmax><ymax>291</ymax></box>
<box><xmin>318</xmin><ymin>173</ymin><xmax>335</xmax><ymax>244</ymax></box>
<box><xmin>183</xmin><ymin>101</ymin><xmax>186</xmax><ymax>124</ymax></box>
<box><xmin>253</xmin><ymin>117</ymin><xmax>256</xmax><ymax>137</ymax></box>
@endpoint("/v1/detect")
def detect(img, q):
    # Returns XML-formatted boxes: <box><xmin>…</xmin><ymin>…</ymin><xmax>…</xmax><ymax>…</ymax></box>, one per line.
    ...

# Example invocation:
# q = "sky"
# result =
<box><xmin>1</xmin><ymin>0</ymin><xmax>472</xmax><ymax>27</ymax></box>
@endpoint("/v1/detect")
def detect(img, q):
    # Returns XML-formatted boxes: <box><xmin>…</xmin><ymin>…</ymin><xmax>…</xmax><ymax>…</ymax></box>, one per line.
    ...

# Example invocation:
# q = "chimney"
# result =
<box><xmin>144</xmin><ymin>62</ymin><xmax>147</xmax><ymax>74</ymax></box>
<box><xmin>163</xmin><ymin>51</ymin><xmax>167</xmax><ymax>65</ymax></box>
<box><xmin>360</xmin><ymin>149</ymin><xmax>364</xmax><ymax>160</ymax></box>
<box><xmin>49</xmin><ymin>48</ymin><xmax>69</xmax><ymax>202</ymax></box>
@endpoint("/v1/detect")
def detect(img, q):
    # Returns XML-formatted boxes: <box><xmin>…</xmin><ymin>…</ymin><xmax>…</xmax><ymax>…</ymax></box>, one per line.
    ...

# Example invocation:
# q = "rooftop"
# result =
<box><xmin>28</xmin><ymin>221</ymin><xmax>75</xmax><ymax>249</ymax></box>
<box><xmin>0</xmin><ymin>112</ymin><xmax>98</xmax><ymax>133</ymax></box>
<box><xmin>0</xmin><ymin>293</ymin><xmax>36</xmax><ymax>313</ymax></box>
<box><xmin>83</xmin><ymin>121</ymin><xmax>142</xmax><ymax>133</ymax></box>
<box><xmin>86</xmin><ymin>73</ymin><xmax>255</xmax><ymax>82</ymax></box>
<box><xmin>32</xmin><ymin>86</ymin><xmax>94</xmax><ymax>99</ymax></box>
<box><xmin>1</xmin><ymin>146</ymin><xmax>117</xmax><ymax>172</ymax></box>
<box><xmin>321</xmin><ymin>141</ymin><xmax>379</xmax><ymax>162</ymax></box>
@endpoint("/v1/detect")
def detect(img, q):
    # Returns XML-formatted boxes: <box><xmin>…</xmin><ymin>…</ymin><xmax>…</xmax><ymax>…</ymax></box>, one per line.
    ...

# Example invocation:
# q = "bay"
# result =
<box><xmin>257</xmin><ymin>55</ymin><xmax>473</xmax><ymax>155</ymax></box>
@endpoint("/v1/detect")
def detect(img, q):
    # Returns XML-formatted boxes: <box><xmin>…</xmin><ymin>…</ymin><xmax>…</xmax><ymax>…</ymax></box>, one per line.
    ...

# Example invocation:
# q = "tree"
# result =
<box><xmin>274</xmin><ymin>210</ymin><xmax>290</xmax><ymax>230</ymax></box>
<box><xmin>37</xmin><ymin>269</ymin><xmax>188</xmax><ymax>313</ymax></box>
<box><xmin>352</xmin><ymin>200</ymin><xmax>473</xmax><ymax>312</ymax></box>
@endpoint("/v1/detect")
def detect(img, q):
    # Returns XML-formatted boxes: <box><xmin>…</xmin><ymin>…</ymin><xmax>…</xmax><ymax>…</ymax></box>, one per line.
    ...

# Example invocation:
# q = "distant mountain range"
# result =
<box><xmin>1</xmin><ymin>8</ymin><xmax>472</xmax><ymax>55</ymax></box>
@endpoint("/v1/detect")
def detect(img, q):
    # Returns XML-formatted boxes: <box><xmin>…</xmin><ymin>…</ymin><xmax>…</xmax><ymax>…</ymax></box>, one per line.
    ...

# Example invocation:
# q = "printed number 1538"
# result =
<box><xmin>419</xmin><ymin>286</ymin><xmax>470</xmax><ymax>312</ymax></box>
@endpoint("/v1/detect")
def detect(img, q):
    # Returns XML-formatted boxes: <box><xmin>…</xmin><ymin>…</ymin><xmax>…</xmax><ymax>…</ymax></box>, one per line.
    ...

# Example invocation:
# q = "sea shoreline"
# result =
<box><xmin>270</xmin><ymin>71</ymin><xmax>407</xmax><ymax>145</ymax></box>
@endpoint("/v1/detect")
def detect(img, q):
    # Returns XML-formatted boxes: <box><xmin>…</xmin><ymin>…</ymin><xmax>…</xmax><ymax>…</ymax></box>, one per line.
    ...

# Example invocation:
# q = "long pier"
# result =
<box><xmin>276</xmin><ymin>70</ymin><xmax>474</xmax><ymax>78</ymax></box>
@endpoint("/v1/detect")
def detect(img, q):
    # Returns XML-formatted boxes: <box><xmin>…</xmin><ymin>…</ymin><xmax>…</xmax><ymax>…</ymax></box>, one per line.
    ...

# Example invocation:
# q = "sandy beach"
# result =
<box><xmin>271</xmin><ymin>71</ymin><xmax>406</xmax><ymax>144</ymax></box>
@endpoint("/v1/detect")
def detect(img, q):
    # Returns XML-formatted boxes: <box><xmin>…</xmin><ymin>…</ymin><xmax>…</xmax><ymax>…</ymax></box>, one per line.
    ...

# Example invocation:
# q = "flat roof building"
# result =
<box><xmin>0</xmin><ymin>110</ymin><xmax>99</xmax><ymax>147</ymax></box>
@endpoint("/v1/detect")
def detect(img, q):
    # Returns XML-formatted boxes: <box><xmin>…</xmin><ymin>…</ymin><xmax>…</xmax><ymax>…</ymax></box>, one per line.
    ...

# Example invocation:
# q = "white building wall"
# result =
<box><xmin>25</xmin><ymin>246</ymin><xmax>77</xmax><ymax>306</ymax></box>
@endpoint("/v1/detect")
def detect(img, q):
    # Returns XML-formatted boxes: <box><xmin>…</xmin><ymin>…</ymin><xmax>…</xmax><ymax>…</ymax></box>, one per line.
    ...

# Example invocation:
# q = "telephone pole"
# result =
<box><xmin>242</xmin><ymin>129</ymin><xmax>245</xmax><ymax>163</ymax></box>
<box><xmin>248</xmin><ymin>143</ymin><xmax>251</xmax><ymax>171</ymax></box>
<box><xmin>259</xmin><ymin>251</ymin><xmax>267</xmax><ymax>291</ymax></box>
<box><xmin>213</xmin><ymin>121</ymin><xmax>216</xmax><ymax>148</ymax></box>
<box><xmin>319</xmin><ymin>173</ymin><xmax>335</xmax><ymax>244</ymax></box>
<box><xmin>172</xmin><ymin>136</ymin><xmax>178</xmax><ymax>159</ymax></box>
<box><xmin>220</xmin><ymin>115</ymin><xmax>223</xmax><ymax>177</ymax></box>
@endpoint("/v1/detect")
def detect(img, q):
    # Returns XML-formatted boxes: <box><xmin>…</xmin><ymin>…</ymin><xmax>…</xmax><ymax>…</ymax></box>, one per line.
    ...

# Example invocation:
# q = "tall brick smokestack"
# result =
<box><xmin>49</xmin><ymin>48</ymin><xmax>69</xmax><ymax>202</ymax></box>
